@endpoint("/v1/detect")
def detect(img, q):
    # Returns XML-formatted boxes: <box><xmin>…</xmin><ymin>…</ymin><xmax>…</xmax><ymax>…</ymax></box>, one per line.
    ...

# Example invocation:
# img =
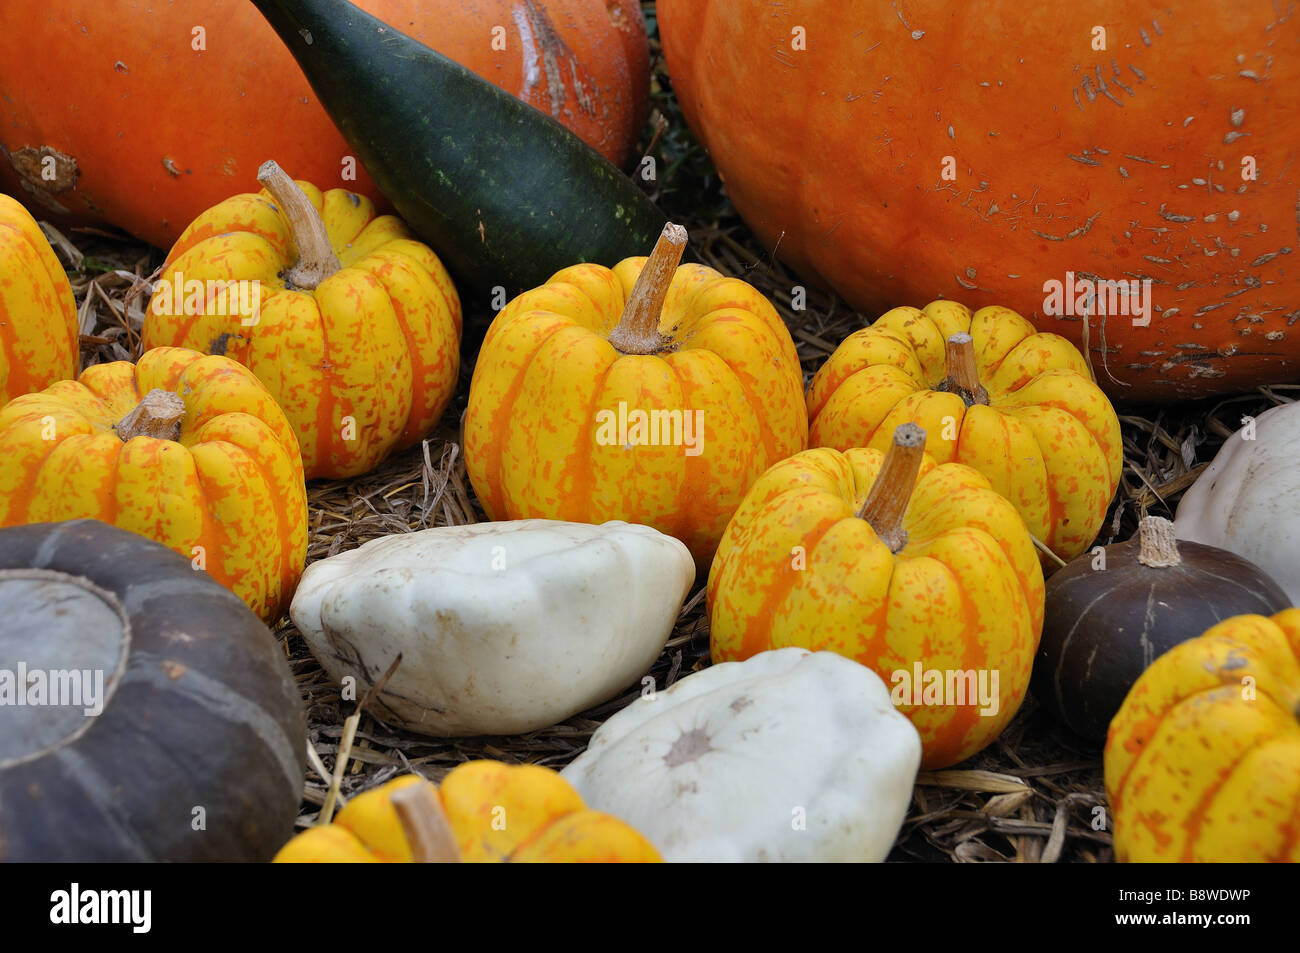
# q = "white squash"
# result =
<box><xmin>561</xmin><ymin>648</ymin><xmax>921</xmax><ymax>862</ymax></box>
<box><xmin>290</xmin><ymin>519</ymin><xmax>695</xmax><ymax>736</ymax></box>
<box><xmin>1174</xmin><ymin>401</ymin><xmax>1300</xmax><ymax>604</ymax></box>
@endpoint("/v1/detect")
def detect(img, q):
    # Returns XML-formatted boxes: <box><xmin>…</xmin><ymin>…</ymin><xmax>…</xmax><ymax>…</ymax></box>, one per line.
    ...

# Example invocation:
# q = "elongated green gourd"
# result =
<box><xmin>252</xmin><ymin>0</ymin><xmax>667</xmax><ymax>298</ymax></box>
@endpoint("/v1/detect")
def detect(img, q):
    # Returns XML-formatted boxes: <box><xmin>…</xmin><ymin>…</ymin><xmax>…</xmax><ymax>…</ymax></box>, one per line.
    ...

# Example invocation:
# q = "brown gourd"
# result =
<box><xmin>1032</xmin><ymin>516</ymin><xmax>1290</xmax><ymax>742</ymax></box>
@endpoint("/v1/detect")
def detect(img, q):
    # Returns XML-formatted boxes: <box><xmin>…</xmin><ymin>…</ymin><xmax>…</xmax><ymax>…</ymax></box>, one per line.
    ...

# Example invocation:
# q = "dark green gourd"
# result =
<box><xmin>252</xmin><ymin>0</ymin><xmax>667</xmax><ymax>299</ymax></box>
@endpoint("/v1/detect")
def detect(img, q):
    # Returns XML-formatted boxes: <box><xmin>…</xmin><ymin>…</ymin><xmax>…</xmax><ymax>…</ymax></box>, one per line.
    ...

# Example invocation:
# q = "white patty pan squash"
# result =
<box><xmin>560</xmin><ymin>648</ymin><xmax>921</xmax><ymax>862</ymax></box>
<box><xmin>290</xmin><ymin>519</ymin><xmax>695</xmax><ymax>735</ymax></box>
<box><xmin>1174</xmin><ymin>401</ymin><xmax>1300</xmax><ymax>604</ymax></box>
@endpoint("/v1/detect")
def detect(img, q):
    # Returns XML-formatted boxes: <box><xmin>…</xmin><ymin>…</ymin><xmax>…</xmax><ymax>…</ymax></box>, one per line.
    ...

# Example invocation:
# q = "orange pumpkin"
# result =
<box><xmin>1105</xmin><ymin>610</ymin><xmax>1300</xmax><ymax>862</ymax></box>
<box><xmin>808</xmin><ymin>300</ymin><xmax>1122</xmax><ymax>565</ymax></box>
<box><xmin>708</xmin><ymin>424</ymin><xmax>1045</xmax><ymax>769</ymax></box>
<box><xmin>0</xmin><ymin>346</ymin><xmax>307</xmax><ymax>621</ymax></box>
<box><xmin>0</xmin><ymin>194</ymin><xmax>78</xmax><ymax>407</ymax></box>
<box><xmin>464</xmin><ymin>224</ymin><xmax>808</xmax><ymax>568</ymax></box>
<box><xmin>274</xmin><ymin>762</ymin><xmax>662</xmax><ymax>862</ymax></box>
<box><xmin>143</xmin><ymin>162</ymin><xmax>461</xmax><ymax>480</ymax></box>
<box><xmin>0</xmin><ymin>0</ymin><xmax>649</xmax><ymax>248</ymax></box>
<box><xmin>660</xmin><ymin>0</ymin><xmax>1300</xmax><ymax>401</ymax></box>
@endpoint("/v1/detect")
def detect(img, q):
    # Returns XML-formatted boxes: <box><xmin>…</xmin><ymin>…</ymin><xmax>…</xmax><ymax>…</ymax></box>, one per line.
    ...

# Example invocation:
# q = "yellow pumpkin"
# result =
<box><xmin>0</xmin><ymin>346</ymin><xmax>307</xmax><ymax>621</ymax></box>
<box><xmin>807</xmin><ymin>301</ymin><xmax>1122</xmax><ymax>564</ymax></box>
<box><xmin>465</xmin><ymin>224</ymin><xmax>807</xmax><ymax>567</ymax></box>
<box><xmin>0</xmin><ymin>193</ymin><xmax>79</xmax><ymax>407</ymax></box>
<box><xmin>1105</xmin><ymin>610</ymin><xmax>1300</xmax><ymax>863</ymax></box>
<box><xmin>142</xmin><ymin>161</ymin><xmax>461</xmax><ymax>479</ymax></box>
<box><xmin>274</xmin><ymin>761</ymin><xmax>662</xmax><ymax>863</ymax></box>
<box><xmin>708</xmin><ymin>423</ymin><xmax>1045</xmax><ymax>769</ymax></box>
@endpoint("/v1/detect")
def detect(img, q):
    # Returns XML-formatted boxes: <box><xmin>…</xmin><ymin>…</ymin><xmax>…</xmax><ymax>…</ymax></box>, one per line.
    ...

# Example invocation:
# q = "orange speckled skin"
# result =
<box><xmin>0</xmin><ymin>194</ymin><xmax>79</xmax><ymax>407</ymax></box>
<box><xmin>808</xmin><ymin>300</ymin><xmax>1121</xmax><ymax>564</ymax></box>
<box><xmin>464</xmin><ymin>259</ymin><xmax>807</xmax><ymax>568</ymax></box>
<box><xmin>707</xmin><ymin>446</ymin><xmax>1045</xmax><ymax>769</ymax></box>
<box><xmin>142</xmin><ymin>179</ymin><xmax>462</xmax><ymax>480</ymax></box>
<box><xmin>1105</xmin><ymin>610</ymin><xmax>1300</xmax><ymax>863</ymax></box>
<box><xmin>273</xmin><ymin>762</ymin><xmax>661</xmax><ymax>863</ymax></box>
<box><xmin>0</xmin><ymin>347</ymin><xmax>307</xmax><ymax>622</ymax></box>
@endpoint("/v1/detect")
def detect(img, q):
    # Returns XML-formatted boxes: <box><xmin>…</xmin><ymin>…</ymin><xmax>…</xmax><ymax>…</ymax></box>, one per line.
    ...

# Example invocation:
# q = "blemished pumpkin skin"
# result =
<box><xmin>464</xmin><ymin>227</ymin><xmax>807</xmax><ymax>568</ymax></box>
<box><xmin>0</xmin><ymin>1</ymin><xmax>649</xmax><ymax>249</ymax></box>
<box><xmin>0</xmin><ymin>194</ymin><xmax>79</xmax><ymax>407</ymax></box>
<box><xmin>707</xmin><ymin>428</ymin><xmax>1046</xmax><ymax>770</ymax></box>
<box><xmin>1105</xmin><ymin>610</ymin><xmax>1300</xmax><ymax>863</ymax></box>
<box><xmin>142</xmin><ymin>164</ymin><xmax>461</xmax><ymax>480</ymax></box>
<box><xmin>0</xmin><ymin>346</ymin><xmax>308</xmax><ymax>622</ymax></box>
<box><xmin>273</xmin><ymin>762</ymin><xmax>662</xmax><ymax>863</ymax></box>
<box><xmin>659</xmin><ymin>1</ymin><xmax>1300</xmax><ymax>402</ymax></box>
<box><xmin>807</xmin><ymin>300</ymin><xmax>1122</xmax><ymax>565</ymax></box>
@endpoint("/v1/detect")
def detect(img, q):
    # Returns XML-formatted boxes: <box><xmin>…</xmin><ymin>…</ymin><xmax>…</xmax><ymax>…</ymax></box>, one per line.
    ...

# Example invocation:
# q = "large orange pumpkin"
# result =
<box><xmin>660</xmin><ymin>1</ymin><xmax>1300</xmax><ymax>402</ymax></box>
<box><xmin>0</xmin><ymin>0</ymin><xmax>649</xmax><ymax>249</ymax></box>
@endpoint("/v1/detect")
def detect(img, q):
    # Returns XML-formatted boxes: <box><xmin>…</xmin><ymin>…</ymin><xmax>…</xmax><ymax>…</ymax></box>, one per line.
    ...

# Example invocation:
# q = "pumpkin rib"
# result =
<box><xmin>1110</xmin><ymin>632</ymin><xmax>1295</xmax><ymax>810</ymax></box>
<box><xmin>1175</xmin><ymin>708</ymin><xmax>1288</xmax><ymax>863</ymax></box>
<box><xmin>478</xmin><ymin>314</ymin><xmax>577</xmax><ymax>519</ymax></box>
<box><xmin>740</xmin><ymin>515</ymin><xmax>842</xmax><ymax>662</ymax></box>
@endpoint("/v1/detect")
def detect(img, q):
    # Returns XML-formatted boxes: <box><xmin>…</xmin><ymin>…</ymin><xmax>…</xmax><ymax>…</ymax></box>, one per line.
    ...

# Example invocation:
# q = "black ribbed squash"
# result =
<box><xmin>1032</xmin><ymin>516</ymin><xmax>1291</xmax><ymax>743</ymax></box>
<box><xmin>0</xmin><ymin>519</ymin><xmax>306</xmax><ymax>861</ymax></box>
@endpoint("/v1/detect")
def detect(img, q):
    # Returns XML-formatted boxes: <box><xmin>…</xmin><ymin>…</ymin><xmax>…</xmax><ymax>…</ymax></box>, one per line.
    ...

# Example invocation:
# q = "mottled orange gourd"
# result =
<box><xmin>0</xmin><ymin>346</ymin><xmax>307</xmax><ymax>622</ymax></box>
<box><xmin>142</xmin><ymin>162</ymin><xmax>461</xmax><ymax>479</ymax></box>
<box><xmin>273</xmin><ymin>762</ymin><xmax>662</xmax><ymax>863</ymax></box>
<box><xmin>0</xmin><ymin>194</ymin><xmax>79</xmax><ymax>407</ymax></box>
<box><xmin>808</xmin><ymin>300</ymin><xmax>1121</xmax><ymax>565</ymax></box>
<box><xmin>464</xmin><ymin>223</ymin><xmax>807</xmax><ymax>568</ymax></box>
<box><xmin>1105</xmin><ymin>610</ymin><xmax>1300</xmax><ymax>862</ymax></box>
<box><xmin>708</xmin><ymin>424</ymin><xmax>1045</xmax><ymax>769</ymax></box>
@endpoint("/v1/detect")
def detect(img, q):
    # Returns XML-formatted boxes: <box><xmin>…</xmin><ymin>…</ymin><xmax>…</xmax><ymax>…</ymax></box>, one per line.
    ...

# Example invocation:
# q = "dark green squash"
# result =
<box><xmin>0</xmin><ymin>519</ymin><xmax>306</xmax><ymax>861</ymax></box>
<box><xmin>251</xmin><ymin>0</ymin><xmax>667</xmax><ymax>302</ymax></box>
<box><xmin>1032</xmin><ymin>516</ymin><xmax>1291</xmax><ymax>744</ymax></box>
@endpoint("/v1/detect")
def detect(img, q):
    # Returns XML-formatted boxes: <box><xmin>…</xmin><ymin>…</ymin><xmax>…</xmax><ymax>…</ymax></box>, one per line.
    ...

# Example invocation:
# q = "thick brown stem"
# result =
<box><xmin>938</xmin><ymin>333</ymin><xmax>990</xmax><ymax>406</ymax></box>
<box><xmin>857</xmin><ymin>423</ymin><xmax>927</xmax><ymax>552</ymax></box>
<box><xmin>1137</xmin><ymin>516</ymin><xmax>1181</xmax><ymax>568</ymax></box>
<box><xmin>115</xmin><ymin>389</ymin><xmax>186</xmax><ymax>442</ymax></box>
<box><xmin>607</xmin><ymin>222</ymin><xmax>687</xmax><ymax>355</ymax></box>
<box><xmin>391</xmin><ymin>781</ymin><xmax>462</xmax><ymax>863</ymax></box>
<box><xmin>257</xmin><ymin>159</ymin><xmax>341</xmax><ymax>290</ymax></box>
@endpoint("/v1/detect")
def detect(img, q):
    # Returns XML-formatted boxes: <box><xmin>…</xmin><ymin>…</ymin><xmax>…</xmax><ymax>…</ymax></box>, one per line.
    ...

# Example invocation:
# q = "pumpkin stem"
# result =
<box><xmin>391</xmin><ymin>781</ymin><xmax>463</xmax><ymax>863</ymax></box>
<box><xmin>857</xmin><ymin>423</ymin><xmax>926</xmax><ymax>552</ymax></box>
<box><xmin>1137</xmin><ymin>516</ymin><xmax>1182</xmax><ymax>568</ymax></box>
<box><xmin>608</xmin><ymin>222</ymin><xmax>687</xmax><ymax>355</ymax></box>
<box><xmin>938</xmin><ymin>333</ymin><xmax>990</xmax><ymax>406</ymax></box>
<box><xmin>257</xmin><ymin>159</ymin><xmax>341</xmax><ymax>291</ymax></box>
<box><xmin>114</xmin><ymin>389</ymin><xmax>186</xmax><ymax>442</ymax></box>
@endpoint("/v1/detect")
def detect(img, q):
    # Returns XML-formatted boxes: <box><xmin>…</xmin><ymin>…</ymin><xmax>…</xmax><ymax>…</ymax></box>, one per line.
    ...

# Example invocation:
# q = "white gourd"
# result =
<box><xmin>561</xmin><ymin>647</ymin><xmax>921</xmax><ymax>862</ymax></box>
<box><xmin>290</xmin><ymin>519</ymin><xmax>695</xmax><ymax>735</ymax></box>
<box><xmin>1174</xmin><ymin>401</ymin><xmax>1300</xmax><ymax>604</ymax></box>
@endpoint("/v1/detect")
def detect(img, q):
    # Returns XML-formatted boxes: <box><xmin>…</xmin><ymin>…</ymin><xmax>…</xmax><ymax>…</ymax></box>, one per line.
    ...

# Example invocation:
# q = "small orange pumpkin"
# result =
<box><xmin>708</xmin><ymin>423</ymin><xmax>1045</xmax><ymax>769</ymax></box>
<box><xmin>143</xmin><ymin>161</ymin><xmax>462</xmax><ymax>479</ymax></box>
<box><xmin>465</xmin><ymin>223</ymin><xmax>807</xmax><ymax>567</ymax></box>
<box><xmin>274</xmin><ymin>762</ymin><xmax>662</xmax><ymax>863</ymax></box>
<box><xmin>0</xmin><ymin>193</ymin><xmax>78</xmax><ymax>407</ymax></box>
<box><xmin>807</xmin><ymin>301</ymin><xmax>1122</xmax><ymax>564</ymax></box>
<box><xmin>1105</xmin><ymin>610</ymin><xmax>1300</xmax><ymax>862</ymax></box>
<box><xmin>0</xmin><ymin>346</ymin><xmax>307</xmax><ymax>621</ymax></box>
